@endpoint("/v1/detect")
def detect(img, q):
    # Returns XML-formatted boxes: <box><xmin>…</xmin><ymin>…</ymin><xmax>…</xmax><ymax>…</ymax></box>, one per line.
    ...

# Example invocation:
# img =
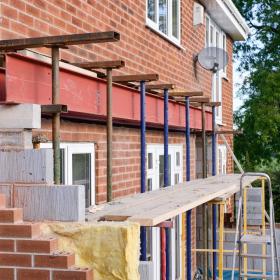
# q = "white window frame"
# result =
<box><xmin>41</xmin><ymin>142</ymin><xmax>96</xmax><ymax>206</ymax></box>
<box><xmin>217</xmin><ymin>144</ymin><xmax>227</xmax><ymax>175</ymax></box>
<box><xmin>205</xmin><ymin>14</ymin><xmax>227</xmax><ymax>124</ymax></box>
<box><xmin>146</xmin><ymin>0</ymin><xmax>181</xmax><ymax>46</ymax></box>
<box><xmin>146</xmin><ymin>144</ymin><xmax>183</xmax><ymax>280</ymax></box>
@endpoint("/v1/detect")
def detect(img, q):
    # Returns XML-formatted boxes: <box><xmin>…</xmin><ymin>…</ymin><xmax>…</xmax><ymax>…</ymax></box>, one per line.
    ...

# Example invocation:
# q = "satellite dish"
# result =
<box><xmin>195</xmin><ymin>47</ymin><xmax>229</xmax><ymax>73</ymax></box>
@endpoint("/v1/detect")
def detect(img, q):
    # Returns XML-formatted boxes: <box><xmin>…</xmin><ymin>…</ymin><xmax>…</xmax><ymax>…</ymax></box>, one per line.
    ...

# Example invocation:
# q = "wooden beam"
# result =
<box><xmin>189</xmin><ymin>97</ymin><xmax>210</xmax><ymax>103</ymax></box>
<box><xmin>216</xmin><ymin>130</ymin><xmax>242</xmax><ymax>135</ymax></box>
<box><xmin>112</xmin><ymin>74</ymin><xmax>159</xmax><ymax>83</ymax></box>
<box><xmin>145</xmin><ymin>84</ymin><xmax>175</xmax><ymax>90</ymax></box>
<box><xmin>0</xmin><ymin>32</ymin><xmax>120</xmax><ymax>51</ymax></box>
<box><xmin>169</xmin><ymin>91</ymin><xmax>203</xmax><ymax>97</ymax></box>
<box><xmin>206</xmin><ymin>102</ymin><xmax>221</xmax><ymax>107</ymax></box>
<box><xmin>72</xmin><ymin>60</ymin><xmax>125</xmax><ymax>69</ymax></box>
<box><xmin>41</xmin><ymin>104</ymin><xmax>68</xmax><ymax>114</ymax></box>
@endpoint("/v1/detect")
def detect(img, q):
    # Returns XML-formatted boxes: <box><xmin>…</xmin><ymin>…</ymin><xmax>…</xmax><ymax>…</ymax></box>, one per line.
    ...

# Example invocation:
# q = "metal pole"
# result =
<box><xmin>106</xmin><ymin>68</ymin><xmax>113</xmax><ymax>202</ymax></box>
<box><xmin>201</xmin><ymin>103</ymin><xmax>208</xmax><ymax>280</ymax></box>
<box><xmin>186</xmin><ymin>96</ymin><xmax>192</xmax><ymax>280</ymax></box>
<box><xmin>163</xmin><ymin>88</ymin><xmax>170</xmax><ymax>279</ymax></box>
<box><xmin>212</xmin><ymin>106</ymin><xmax>217</xmax><ymax>280</ymax></box>
<box><xmin>140</xmin><ymin>80</ymin><xmax>147</xmax><ymax>261</ymax></box>
<box><xmin>51</xmin><ymin>47</ymin><xmax>61</xmax><ymax>185</ymax></box>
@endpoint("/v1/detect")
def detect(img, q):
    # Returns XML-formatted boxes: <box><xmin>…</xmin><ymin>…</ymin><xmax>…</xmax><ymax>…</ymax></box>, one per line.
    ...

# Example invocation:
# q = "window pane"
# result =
<box><xmin>174</xmin><ymin>173</ymin><xmax>179</xmax><ymax>184</ymax></box>
<box><xmin>172</xmin><ymin>0</ymin><xmax>179</xmax><ymax>38</ymax></box>
<box><xmin>216</xmin><ymin>31</ymin><xmax>219</xmax><ymax>47</ymax></box>
<box><xmin>72</xmin><ymin>153</ymin><xmax>91</xmax><ymax>207</ymax></box>
<box><xmin>159</xmin><ymin>154</ymin><xmax>171</xmax><ymax>187</ymax></box>
<box><xmin>147</xmin><ymin>0</ymin><xmax>156</xmax><ymax>22</ymax></box>
<box><xmin>159</xmin><ymin>0</ymin><xmax>168</xmax><ymax>35</ymax></box>
<box><xmin>148</xmin><ymin>153</ymin><xmax>153</xmax><ymax>169</ymax></box>
<box><xmin>60</xmin><ymin>149</ymin><xmax>65</xmax><ymax>184</ymax></box>
<box><xmin>146</xmin><ymin>227</ymin><xmax>153</xmax><ymax>261</ymax></box>
<box><xmin>147</xmin><ymin>178</ymin><xmax>153</xmax><ymax>191</ymax></box>
<box><xmin>176</xmin><ymin>151</ymin><xmax>180</xmax><ymax>166</ymax></box>
<box><xmin>210</xmin><ymin>25</ymin><xmax>214</xmax><ymax>46</ymax></box>
<box><xmin>206</xmin><ymin>17</ymin><xmax>209</xmax><ymax>47</ymax></box>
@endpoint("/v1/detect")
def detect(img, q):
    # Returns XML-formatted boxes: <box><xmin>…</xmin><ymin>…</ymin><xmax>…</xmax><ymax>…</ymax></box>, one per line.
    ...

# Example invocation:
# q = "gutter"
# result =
<box><xmin>222</xmin><ymin>0</ymin><xmax>251</xmax><ymax>36</ymax></box>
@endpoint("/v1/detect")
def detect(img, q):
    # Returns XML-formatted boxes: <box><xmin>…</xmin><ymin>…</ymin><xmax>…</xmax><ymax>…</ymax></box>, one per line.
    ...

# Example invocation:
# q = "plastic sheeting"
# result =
<box><xmin>41</xmin><ymin>221</ymin><xmax>140</xmax><ymax>280</ymax></box>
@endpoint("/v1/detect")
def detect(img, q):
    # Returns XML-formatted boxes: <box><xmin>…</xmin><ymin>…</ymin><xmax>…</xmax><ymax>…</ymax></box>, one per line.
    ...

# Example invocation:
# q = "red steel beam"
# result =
<box><xmin>2</xmin><ymin>53</ymin><xmax>212</xmax><ymax>130</ymax></box>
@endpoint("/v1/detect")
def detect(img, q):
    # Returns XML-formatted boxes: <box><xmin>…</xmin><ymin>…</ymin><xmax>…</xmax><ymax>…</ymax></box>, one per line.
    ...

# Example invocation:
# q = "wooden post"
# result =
<box><xmin>218</xmin><ymin>202</ymin><xmax>225</xmax><ymax>279</ymax></box>
<box><xmin>51</xmin><ymin>47</ymin><xmax>61</xmax><ymax>184</ymax></box>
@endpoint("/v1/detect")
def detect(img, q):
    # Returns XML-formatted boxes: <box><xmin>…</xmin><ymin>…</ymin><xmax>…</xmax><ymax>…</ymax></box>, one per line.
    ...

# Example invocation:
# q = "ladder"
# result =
<box><xmin>232</xmin><ymin>172</ymin><xmax>280</xmax><ymax>279</ymax></box>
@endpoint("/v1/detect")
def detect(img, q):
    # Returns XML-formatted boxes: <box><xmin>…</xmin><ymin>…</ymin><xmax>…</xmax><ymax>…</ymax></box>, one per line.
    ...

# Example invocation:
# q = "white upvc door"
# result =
<box><xmin>41</xmin><ymin>142</ymin><xmax>95</xmax><ymax>207</ymax></box>
<box><xmin>146</xmin><ymin>144</ymin><xmax>183</xmax><ymax>280</ymax></box>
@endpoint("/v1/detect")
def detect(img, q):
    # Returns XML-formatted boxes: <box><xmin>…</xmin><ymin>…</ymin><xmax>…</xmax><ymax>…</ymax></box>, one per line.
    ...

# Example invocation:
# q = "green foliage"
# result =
<box><xmin>233</xmin><ymin>0</ymin><xmax>280</xmax><ymax>169</ymax></box>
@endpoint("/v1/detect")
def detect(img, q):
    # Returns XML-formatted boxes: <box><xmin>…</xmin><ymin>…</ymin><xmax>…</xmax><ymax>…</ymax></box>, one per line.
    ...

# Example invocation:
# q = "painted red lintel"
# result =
<box><xmin>2</xmin><ymin>53</ymin><xmax>212</xmax><ymax>130</ymax></box>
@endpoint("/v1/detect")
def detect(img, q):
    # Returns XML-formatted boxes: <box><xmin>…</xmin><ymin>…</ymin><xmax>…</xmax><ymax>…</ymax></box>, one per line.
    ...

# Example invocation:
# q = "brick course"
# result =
<box><xmin>0</xmin><ymin>194</ymin><xmax>93</xmax><ymax>280</ymax></box>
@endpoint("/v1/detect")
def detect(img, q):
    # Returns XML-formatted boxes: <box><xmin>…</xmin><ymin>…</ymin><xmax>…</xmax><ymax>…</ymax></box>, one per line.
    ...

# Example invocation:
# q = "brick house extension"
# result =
<box><xmin>0</xmin><ymin>0</ymin><xmax>249</xmax><ymax>279</ymax></box>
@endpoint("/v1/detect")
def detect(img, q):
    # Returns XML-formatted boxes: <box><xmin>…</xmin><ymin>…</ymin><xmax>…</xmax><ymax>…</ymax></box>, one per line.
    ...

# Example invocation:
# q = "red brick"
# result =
<box><xmin>34</xmin><ymin>252</ymin><xmax>75</xmax><ymax>269</ymax></box>
<box><xmin>0</xmin><ymin>267</ymin><xmax>14</xmax><ymax>280</ymax></box>
<box><xmin>0</xmin><ymin>194</ymin><xmax>6</xmax><ymax>208</ymax></box>
<box><xmin>0</xmin><ymin>239</ymin><xmax>14</xmax><ymax>252</ymax></box>
<box><xmin>0</xmin><ymin>253</ymin><xmax>32</xmax><ymax>267</ymax></box>
<box><xmin>17</xmin><ymin>269</ymin><xmax>50</xmax><ymax>280</ymax></box>
<box><xmin>17</xmin><ymin>237</ymin><xmax>58</xmax><ymax>253</ymax></box>
<box><xmin>0</xmin><ymin>208</ymin><xmax>23</xmax><ymax>223</ymax></box>
<box><xmin>0</xmin><ymin>223</ymin><xmax>41</xmax><ymax>238</ymax></box>
<box><xmin>52</xmin><ymin>267</ymin><xmax>93</xmax><ymax>280</ymax></box>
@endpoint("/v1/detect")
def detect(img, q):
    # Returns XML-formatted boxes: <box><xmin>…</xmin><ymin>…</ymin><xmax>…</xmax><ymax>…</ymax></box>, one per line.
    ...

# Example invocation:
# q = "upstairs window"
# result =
<box><xmin>147</xmin><ymin>0</ymin><xmax>181</xmax><ymax>45</ymax></box>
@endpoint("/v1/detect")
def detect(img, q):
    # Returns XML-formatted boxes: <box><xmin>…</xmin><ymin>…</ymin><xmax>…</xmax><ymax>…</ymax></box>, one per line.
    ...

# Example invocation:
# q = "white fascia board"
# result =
<box><xmin>200</xmin><ymin>0</ymin><xmax>250</xmax><ymax>41</ymax></box>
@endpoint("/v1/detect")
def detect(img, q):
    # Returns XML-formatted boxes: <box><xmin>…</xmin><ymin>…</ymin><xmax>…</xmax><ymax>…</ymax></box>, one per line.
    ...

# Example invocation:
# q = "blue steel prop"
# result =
<box><xmin>163</xmin><ymin>88</ymin><xmax>170</xmax><ymax>279</ymax></box>
<box><xmin>140</xmin><ymin>80</ymin><xmax>146</xmax><ymax>261</ymax></box>
<box><xmin>212</xmin><ymin>106</ymin><xmax>217</xmax><ymax>279</ymax></box>
<box><xmin>185</xmin><ymin>96</ymin><xmax>192</xmax><ymax>280</ymax></box>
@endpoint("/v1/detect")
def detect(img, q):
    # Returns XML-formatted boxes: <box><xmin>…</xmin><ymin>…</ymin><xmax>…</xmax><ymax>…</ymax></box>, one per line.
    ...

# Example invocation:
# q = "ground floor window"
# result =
<box><xmin>41</xmin><ymin>143</ymin><xmax>95</xmax><ymax>207</ymax></box>
<box><xmin>146</xmin><ymin>144</ymin><xmax>183</xmax><ymax>280</ymax></box>
<box><xmin>218</xmin><ymin>144</ymin><xmax>227</xmax><ymax>174</ymax></box>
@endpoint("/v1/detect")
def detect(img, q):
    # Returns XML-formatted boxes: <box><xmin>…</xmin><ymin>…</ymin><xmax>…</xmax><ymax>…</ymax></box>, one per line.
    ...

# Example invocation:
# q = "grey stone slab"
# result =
<box><xmin>0</xmin><ymin>129</ymin><xmax>32</xmax><ymax>150</ymax></box>
<box><xmin>139</xmin><ymin>261</ymin><xmax>154</xmax><ymax>280</ymax></box>
<box><xmin>0</xmin><ymin>149</ymin><xmax>53</xmax><ymax>183</ymax></box>
<box><xmin>0</xmin><ymin>104</ymin><xmax>41</xmax><ymax>129</ymax></box>
<box><xmin>14</xmin><ymin>185</ymin><xmax>85</xmax><ymax>221</ymax></box>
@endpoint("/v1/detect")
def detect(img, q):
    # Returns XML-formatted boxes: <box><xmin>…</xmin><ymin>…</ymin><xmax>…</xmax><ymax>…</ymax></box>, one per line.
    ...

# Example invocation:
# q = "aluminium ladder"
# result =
<box><xmin>232</xmin><ymin>172</ymin><xmax>280</xmax><ymax>279</ymax></box>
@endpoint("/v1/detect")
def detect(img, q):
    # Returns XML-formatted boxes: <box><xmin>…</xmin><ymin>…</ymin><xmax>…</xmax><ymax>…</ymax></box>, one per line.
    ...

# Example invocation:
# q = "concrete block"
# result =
<box><xmin>0</xmin><ymin>104</ymin><xmax>41</xmax><ymax>129</ymax></box>
<box><xmin>139</xmin><ymin>261</ymin><xmax>154</xmax><ymax>280</ymax></box>
<box><xmin>0</xmin><ymin>184</ymin><xmax>13</xmax><ymax>207</ymax></box>
<box><xmin>14</xmin><ymin>184</ymin><xmax>85</xmax><ymax>221</ymax></box>
<box><xmin>0</xmin><ymin>149</ymin><xmax>53</xmax><ymax>183</ymax></box>
<box><xmin>0</xmin><ymin>129</ymin><xmax>33</xmax><ymax>150</ymax></box>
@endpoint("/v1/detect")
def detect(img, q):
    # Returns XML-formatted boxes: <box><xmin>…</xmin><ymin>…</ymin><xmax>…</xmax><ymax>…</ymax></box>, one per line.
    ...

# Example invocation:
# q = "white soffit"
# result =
<box><xmin>199</xmin><ymin>0</ymin><xmax>250</xmax><ymax>41</ymax></box>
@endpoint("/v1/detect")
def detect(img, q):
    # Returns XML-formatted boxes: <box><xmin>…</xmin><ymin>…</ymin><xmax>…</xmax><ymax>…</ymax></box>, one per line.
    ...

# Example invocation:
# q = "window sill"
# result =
<box><xmin>145</xmin><ymin>23</ymin><xmax>185</xmax><ymax>51</ymax></box>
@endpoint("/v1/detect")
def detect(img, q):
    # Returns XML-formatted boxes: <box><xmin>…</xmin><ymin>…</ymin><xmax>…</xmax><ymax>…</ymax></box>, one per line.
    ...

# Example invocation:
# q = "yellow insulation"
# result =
<box><xmin>41</xmin><ymin>222</ymin><xmax>140</xmax><ymax>280</ymax></box>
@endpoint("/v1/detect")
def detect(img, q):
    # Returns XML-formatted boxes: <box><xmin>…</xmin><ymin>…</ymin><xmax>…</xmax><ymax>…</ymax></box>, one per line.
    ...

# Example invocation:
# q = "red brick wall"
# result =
<box><xmin>0</xmin><ymin>0</ymin><xmax>233</xmax><ymax>132</ymax></box>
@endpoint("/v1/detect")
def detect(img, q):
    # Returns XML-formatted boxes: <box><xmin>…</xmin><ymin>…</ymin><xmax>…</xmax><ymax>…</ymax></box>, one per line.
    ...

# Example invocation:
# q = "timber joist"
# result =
<box><xmin>72</xmin><ymin>60</ymin><xmax>125</xmax><ymax>70</ymax></box>
<box><xmin>0</xmin><ymin>32</ymin><xmax>120</xmax><ymax>51</ymax></box>
<box><xmin>112</xmin><ymin>73</ymin><xmax>159</xmax><ymax>83</ymax></box>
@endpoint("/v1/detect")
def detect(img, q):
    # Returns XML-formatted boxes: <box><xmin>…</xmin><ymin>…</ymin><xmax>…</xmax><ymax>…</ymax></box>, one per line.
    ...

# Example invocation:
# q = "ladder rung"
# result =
<box><xmin>241</xmin><ymin>253</ymin><xmax>272</xmax><ymax>259</ymax></box>
<box><xmin>240</xmin><ymin>273</ymin><xmax>273</xmax><ymax>279</ymax></box>
<box><xmin>240</xmin><ymin>234</ymin><xmax>271</xmax><ymax>244</ymax></box>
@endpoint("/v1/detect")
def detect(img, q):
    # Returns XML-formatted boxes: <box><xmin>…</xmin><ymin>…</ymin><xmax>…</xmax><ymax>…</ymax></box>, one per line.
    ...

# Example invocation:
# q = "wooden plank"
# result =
<box><xmin>145</xmin><ymin>84</ymin><xmax>175</xmax><ymax>90</ymax></box>
<box><xmin>112</xmin><ymin>74</ymin><xmax>159</xmax><ymax>83</ymax></box>
<box><xmin>72</xmin><ymin>60</ymin><xmax>125</xmax><ymax>69</ymax></box>
<box><xmin>169</xmin><ymin>91</ymin><xmax>203</xmax><ymax>97</ymax></box>
<box><xmin>41</xmin><ymin>104</ymin><xmax>68</xmax><ymax>114</ymax></box>
<box><xmin>206</xmin><ymin>102</ymin><xmax>221</xmax><ymax>107</ymax></box>
<box><xmin>87</xmin><ymin>174</ymin><xmax>259</xmax><ymax>226</ymax></box>
<box><xmin>0</xmin><ymin>32</ymin><xmax>120</xmax><ymax>51</ymax></box>
<box><xmin>189</xmin><ymin>97</ymin><xmax>210</xmax><ymax>103</ymax></box>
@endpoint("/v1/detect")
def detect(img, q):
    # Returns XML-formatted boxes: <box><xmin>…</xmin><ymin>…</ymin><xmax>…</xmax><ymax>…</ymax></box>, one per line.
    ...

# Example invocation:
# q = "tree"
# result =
<box><xmin>233</xmin><ymin>0</ymin><xmax>280</xmax><ymax>170</ymax></box>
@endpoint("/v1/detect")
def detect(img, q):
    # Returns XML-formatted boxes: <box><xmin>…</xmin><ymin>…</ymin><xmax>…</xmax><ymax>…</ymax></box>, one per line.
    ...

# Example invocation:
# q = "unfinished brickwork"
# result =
<box><xmin>0</xmin><ymin>194</ymin><xmax>93</xmax><ymax>280</ymax></box>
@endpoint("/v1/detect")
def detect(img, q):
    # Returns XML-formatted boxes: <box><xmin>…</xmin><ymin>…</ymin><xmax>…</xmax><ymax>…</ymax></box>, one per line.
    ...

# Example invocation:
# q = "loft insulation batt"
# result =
<box><xmin>41</xmin><ymin>222</ymin><xmax>140</xmax><ymax>280</ymax></box>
